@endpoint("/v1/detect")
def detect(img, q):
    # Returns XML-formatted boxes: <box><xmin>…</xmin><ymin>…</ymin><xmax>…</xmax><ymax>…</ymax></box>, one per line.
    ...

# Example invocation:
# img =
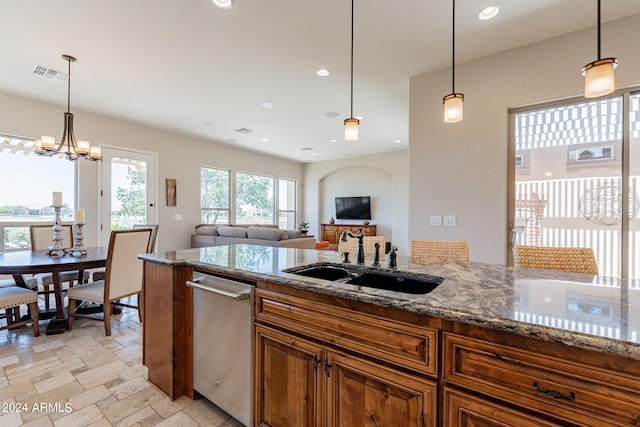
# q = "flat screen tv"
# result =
<box><xmin>335</xmin><ymin>196</ymin><xmax>371</xmax><ymax>220</ymax></box>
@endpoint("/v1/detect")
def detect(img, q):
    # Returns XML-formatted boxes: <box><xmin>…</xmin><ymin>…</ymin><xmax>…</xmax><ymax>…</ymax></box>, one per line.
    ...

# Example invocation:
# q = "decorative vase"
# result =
<box><xmin>329</xmin><ymin>217</ymin><xmax>335</xmax><ymax>224</ymax></box>
<box><xmin>363</xmin><ymin>220</ymin><xmax>370</xmax><ymax>226</ymax></box>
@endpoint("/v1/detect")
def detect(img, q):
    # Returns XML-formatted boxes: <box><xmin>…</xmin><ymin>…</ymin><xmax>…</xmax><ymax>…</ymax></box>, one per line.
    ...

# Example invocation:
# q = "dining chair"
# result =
<box><xmin>91</xmin><ymin>224</ymin><xmax>158</xmax><ymax>282</ymax></box>
<box><xmin>338</xmin><ymin>235</ymin><xmax>387</xmax><ymax>262</ymax></box>
<box><xmin>29</xmin><ymin>224</ymin><xmax>89</xmax><ymax>310</ymax></box>
<box><xmin>0</xmin><ymin>287</ymin><xmax>40</xmax><ymax>336</ymax></box>
<box><xmin>512</xmin><ymin>245</ymin><xmax>599</xmax><ymax>275</ymax></box>
<box><xmin>410</xmin><ymin>239</ymin><xmax>470</xmax><ymax>263</ymax></box>
<box><xmin>67</xmin><ymin>228</ymin><xmax>151</xmax><ymax>336</ymax></box>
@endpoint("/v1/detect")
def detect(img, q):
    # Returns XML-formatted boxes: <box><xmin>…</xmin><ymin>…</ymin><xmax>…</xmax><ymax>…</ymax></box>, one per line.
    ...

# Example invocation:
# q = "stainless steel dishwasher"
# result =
<box><xmin>187</xmin><ymin>272</ymin><xmax>253</xmax><ymax>427</ymax></box>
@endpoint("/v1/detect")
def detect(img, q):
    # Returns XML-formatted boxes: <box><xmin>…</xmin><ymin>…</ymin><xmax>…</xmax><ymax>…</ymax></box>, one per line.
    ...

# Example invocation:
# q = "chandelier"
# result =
<box><xmin>35</xmin><ymin>55</ymin><xmax>101</xmax><ymax>161</ymax></box>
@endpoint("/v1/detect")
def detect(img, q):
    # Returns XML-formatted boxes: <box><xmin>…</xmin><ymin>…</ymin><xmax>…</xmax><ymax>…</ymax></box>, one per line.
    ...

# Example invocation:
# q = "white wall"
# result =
<box><xmin>0</xmin><ymin>91</ymin><xmax>303</xmax><ymax>251</ymax></box>
<box><xmin>303</xmin><ymin>150</ymin><xmax>409</xmax><ymax>254</ymax></box>
<box><xmin>409</xmin><ymin>13</ymin><xmax>640</xmax><ymax>264</ymax></box>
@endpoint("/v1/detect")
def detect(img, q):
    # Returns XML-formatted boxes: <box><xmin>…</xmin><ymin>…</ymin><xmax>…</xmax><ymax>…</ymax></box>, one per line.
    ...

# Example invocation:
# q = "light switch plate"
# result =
<box><xmin>175</xmin><ymin>213</ymin><xmax>184</xmax><ymax>221</ymax></box>
<box><xmin>430</xmin><ymin>215</ymin><xmax>442</xmax><ymax>226</ymax></box>
<box><xmin>444</xmin><ymin>215</ymin><xmax>456</xmax><ymax>227</ymax></box>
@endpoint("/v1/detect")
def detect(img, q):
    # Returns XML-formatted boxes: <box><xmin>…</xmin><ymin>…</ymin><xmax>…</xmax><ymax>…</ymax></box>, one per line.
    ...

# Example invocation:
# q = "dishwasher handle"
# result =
<box><xmin>187</xmin><ymin>280</ymin><xmax>251</xmax><ymax>301</ymax></box>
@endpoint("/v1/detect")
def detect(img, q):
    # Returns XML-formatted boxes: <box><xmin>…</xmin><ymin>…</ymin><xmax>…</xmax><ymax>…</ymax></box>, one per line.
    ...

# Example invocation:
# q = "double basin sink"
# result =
<box><xmin>283</xmin><ymin>263</ymin><xmax>444</xmax><ymax>295</ymax></box>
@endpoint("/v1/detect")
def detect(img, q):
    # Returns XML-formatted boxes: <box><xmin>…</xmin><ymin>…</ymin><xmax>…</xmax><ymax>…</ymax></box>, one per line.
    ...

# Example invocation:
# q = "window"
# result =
<box><xmin>0</xmin><ymin>135</ymin><xmax>75</xmax><ymax>252</ymax></box>
<box><xmin>235</xmin><ymin>172</ymin><xmax>274</xmax><ymax>224</ymax></box>
<box><xmin>510</xmin><ymin>92</ymin><xmax>640</xmax><ymax>280</ymax></box>
<box><xmin>278</xmin><ymin>178</ymin><xmax>297</xmax><ymax>229</ymax></box>
<box><xmin>200</xmin><ymin>167</ymin><xmax>230</xmax><ymax>224</ymax></box>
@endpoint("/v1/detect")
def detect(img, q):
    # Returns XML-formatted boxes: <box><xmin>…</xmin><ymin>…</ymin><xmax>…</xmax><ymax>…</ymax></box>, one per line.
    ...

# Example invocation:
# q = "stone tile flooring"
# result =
<box><xmin>0</xmin><ymin>306</ymin><xmax>243</xmax><ymax>426</ymax></box>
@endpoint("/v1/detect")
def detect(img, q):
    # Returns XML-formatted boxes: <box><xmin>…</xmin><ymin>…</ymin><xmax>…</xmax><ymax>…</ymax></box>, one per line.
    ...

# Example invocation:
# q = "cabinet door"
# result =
<box><xmin>326</xmin><ymin>351</ymin><xmax>436</xmax><ymax>427</ymax></box>
<box><xmin>255</xmin><ymin>325</ymin><xmax>324</xmax><ymax>427</ymax></box>
<box><xmin>443</xmin><ymin>387</ymin><xmax>563</xmax><ymax>427</ymax></box>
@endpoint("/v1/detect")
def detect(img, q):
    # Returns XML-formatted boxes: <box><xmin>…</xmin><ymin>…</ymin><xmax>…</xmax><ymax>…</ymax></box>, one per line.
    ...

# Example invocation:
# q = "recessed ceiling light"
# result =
<box><xmin>316</xmin><ymin>68</ymin><xmax>331</xmax><ymax>77</ymax></box>
<box><xmin>262</xmin><ymin>101</ymin><xmax>277</xmax><ymax>109</ymax></box>
<box><xmin>325</xmin><ymin>112</ymin><xmax>339</xmax><ymax>118</ymax></box>
<box><xmin>478</xmin><ymin>5</ymin><xmax>500</xmax><ymax>20</ymax></box>
<box><xmin>212</xmin><ymin>0</ymin><xmax>233</xmax><ymax>9</ymax></box>
<box><xmin>394</xmin><ymin>139</ymin><xmax>401</xmax><ymax>143</ymax></box>
<box><xmin>312</xmin><ymin>153</ymin><xmax>318</xmax><ymax>156</ymax></box>
<box><xmin>329</xmin><ymin>139</ymin><xmax>337</xmax><ymax>143</ymax></box>
<box><xmin>204</xmin><ymin>122</ymin><xmax>217</xmax><ymax>127</ymax></box>
<box><xmin>261</xmin><ymin>137</ymin><xmax>269</xmax><ymax>142</ymax></box>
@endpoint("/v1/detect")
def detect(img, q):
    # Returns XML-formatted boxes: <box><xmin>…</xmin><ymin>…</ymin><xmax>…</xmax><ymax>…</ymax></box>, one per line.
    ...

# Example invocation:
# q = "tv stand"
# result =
<box><xmin>320</xmin><ymin>223</ymin><xmax>377</xmax><ymax>250</ymax></box>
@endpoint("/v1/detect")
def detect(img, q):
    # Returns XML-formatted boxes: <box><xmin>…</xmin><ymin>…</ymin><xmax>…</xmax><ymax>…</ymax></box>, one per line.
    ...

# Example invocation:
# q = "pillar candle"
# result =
<box><xmin>52</xmin><ymin>192</ymin><xmax>63</xmax><ymax>206</ymax></box>
<box><xmin>74</xmin><ymin>209</ymin><xmax>85</xmax><ymax>224</ymax></box>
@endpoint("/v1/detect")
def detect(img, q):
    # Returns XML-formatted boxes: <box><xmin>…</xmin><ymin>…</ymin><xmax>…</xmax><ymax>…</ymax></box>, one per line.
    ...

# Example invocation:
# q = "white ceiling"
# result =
<box><xmin>1</xmin><ymin>0</ymin><xmax>639</xmax><ymax>163</ymax></box>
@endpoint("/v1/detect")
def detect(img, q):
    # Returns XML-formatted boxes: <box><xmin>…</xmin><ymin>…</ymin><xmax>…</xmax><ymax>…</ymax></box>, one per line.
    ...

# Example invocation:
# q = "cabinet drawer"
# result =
<box><xmin>444</xmin><ymin>387</ymin><xmax>563</xmax><ymax>427</ymax></box>
<box><xmin>256</xmin><ymin>289</ymin><xmax>437</xmax><ymax>376</ymax></box>
<box><xmin>443</xmin><ymin>333</ymin><xmax>640</xmax><ymax>426</ymax></box>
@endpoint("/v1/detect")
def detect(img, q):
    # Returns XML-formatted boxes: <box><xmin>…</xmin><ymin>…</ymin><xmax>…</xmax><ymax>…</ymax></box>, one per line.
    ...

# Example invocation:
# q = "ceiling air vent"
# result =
<box><xmin>235</xmin><ymin>128</ymin><xmax>254</xmax><ymax>134</ymax></box>
<box><xmin>33</xmin><ymin>64</ymin><xmax>68</xmax><ymax>82</ymax></box>
<box><xmin>300</xmin><ymin>147</ymin><xmax>313</xmax><ymax>151</ymax></box>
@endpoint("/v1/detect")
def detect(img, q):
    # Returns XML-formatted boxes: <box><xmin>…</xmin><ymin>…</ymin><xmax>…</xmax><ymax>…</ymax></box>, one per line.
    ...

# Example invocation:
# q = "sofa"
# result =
<box><xmin>191</xmin><ymin>224</ymin><xmax>316</xmax><ymax>249</ymax></box>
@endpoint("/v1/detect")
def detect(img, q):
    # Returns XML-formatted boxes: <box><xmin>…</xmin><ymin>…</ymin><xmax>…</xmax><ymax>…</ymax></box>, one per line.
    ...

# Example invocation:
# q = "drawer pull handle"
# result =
<box><xmin>533</xmin><ymin>382</ymin><xmax>575</xmax><ymax>401</ymax></box>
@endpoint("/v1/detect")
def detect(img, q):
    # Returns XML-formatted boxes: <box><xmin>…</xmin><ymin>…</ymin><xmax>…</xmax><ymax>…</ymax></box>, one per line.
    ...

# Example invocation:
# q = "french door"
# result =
<box><xmin>99</xmin><ymin>147</ymin><xmax>157</xmax><ymax>246</ymax></box>
<box><xmin>509</xmin><ymin>91</ymin><xmax>640</xmax><ymax>280</ymax></box>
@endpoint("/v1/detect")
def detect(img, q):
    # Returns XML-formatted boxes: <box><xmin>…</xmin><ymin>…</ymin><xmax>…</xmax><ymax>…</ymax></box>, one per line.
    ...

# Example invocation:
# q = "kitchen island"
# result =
<box><xmin>140</xmin><ymin>244</ymin><xmax>640</xmax><ymax>426</ymax></box>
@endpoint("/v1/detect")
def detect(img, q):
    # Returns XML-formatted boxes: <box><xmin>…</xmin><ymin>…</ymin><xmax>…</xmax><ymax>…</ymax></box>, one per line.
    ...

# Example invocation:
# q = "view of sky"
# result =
<box><xmin>0</xmin><ymin>153</ymin><xmax>75</xmax><ymax>207</ymax></box>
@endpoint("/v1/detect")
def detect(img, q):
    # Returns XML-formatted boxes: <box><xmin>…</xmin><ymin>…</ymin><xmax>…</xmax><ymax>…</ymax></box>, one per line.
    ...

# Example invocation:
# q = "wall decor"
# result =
<box><xmin>166</xmin><ymin>178</ymin><xmax>177</xmax><ymax>206</ymax></box>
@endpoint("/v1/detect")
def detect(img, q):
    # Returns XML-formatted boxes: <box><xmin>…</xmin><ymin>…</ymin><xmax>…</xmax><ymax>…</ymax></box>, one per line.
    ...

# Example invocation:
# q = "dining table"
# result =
<box><xmin>0</xmin><ymin>247</ymin><xmax>108</xmax><ymax>335</ymax></box>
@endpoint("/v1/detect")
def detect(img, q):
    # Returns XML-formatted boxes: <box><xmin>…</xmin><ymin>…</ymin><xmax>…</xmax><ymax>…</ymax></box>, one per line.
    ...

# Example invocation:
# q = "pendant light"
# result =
<box><xmin>35</xmin><ymin>55</ymin><xmax>101</xmax><ymax>161</ymax></box>
<box><xmin>582</xmin><ymin>0</ymin><xmax>618</xmax><ymax>98</ymax></box>
<box><xmin>443</xmin><ymin>0</ymin><xmax>464</xmax><ymax>123</ymax></box>
<box><xmin>344</xmin><ymin>0</ymin><xmax>359</xmax><ymax>141</ymax></box>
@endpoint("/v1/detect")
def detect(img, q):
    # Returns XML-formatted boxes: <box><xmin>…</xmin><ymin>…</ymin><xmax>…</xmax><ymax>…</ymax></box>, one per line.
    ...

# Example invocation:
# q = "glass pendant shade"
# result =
<box><xmin>344</xmin><ymin>117</ymin><xmax>359</xmax><ymax>141</ymax></box>
<box><xmin>582</xmin><ymin>58</ymin><xmax>617</xmax><ymax>98</ymax></box>
<box><xmin>443</xmin><ymin>93</ymin><xmax>464</xmax><ymax>123</ymax></box>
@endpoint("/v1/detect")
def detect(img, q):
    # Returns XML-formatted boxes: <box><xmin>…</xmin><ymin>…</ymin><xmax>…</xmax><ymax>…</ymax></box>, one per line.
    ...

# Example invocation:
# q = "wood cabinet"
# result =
<box><xmin>443</xmin><ymin>330</ymin><xmax>640</xmax><ymax>426</ymax></box>
<box><xmin>255</xmin><ymin>324</ymin><xmax>323</xmax><ymax>427</ymax></box>
<box><xmin>255</xmin><ymin>286</ymin><xmax>437</xmax><ymax>427</ymax></box>
<box><xmin>255</xmin><ymin>324</ymin><xmax>436</xmax><ymax>427</ymax></box>
<box><xmin>443</xmin><ymin>388</ymin><xmax>563</xmax><ymax>427</ymax></box>
<box><xmin>142</xmin><ymin>261</ymin><xmax>194</xmax><ymax>400</ymax></box>
<box><xmin>320</xmin><ymin>224</ymin><xmax>376</xmax><ymax>250</ymax></box>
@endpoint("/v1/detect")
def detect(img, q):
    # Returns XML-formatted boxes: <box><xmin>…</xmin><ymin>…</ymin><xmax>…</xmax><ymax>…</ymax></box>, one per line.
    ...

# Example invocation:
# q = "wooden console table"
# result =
<box><xmin>320</xmin><ymin>223</ymin><xmax>376</xmax><ymax>250</ymax></box>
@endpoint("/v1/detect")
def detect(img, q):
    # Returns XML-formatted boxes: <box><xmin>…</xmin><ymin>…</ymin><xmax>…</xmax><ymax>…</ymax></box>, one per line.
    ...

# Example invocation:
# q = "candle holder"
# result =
<box><xmin>70</xmin><ymin>222</ymin><xmax>87</xmax><ymax>257</ymax></box>
<box><xmin>47</xmin><ymin>205</ymin><xmax>66</xmax><ymax>256</ymax></box>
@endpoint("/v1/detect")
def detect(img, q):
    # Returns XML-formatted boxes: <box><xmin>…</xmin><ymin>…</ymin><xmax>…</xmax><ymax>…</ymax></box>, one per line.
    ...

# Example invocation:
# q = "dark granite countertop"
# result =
<box><xmin>140</xmin><ymin>244</ymin><xmax>640</xmax><ymax>360</ymax></box>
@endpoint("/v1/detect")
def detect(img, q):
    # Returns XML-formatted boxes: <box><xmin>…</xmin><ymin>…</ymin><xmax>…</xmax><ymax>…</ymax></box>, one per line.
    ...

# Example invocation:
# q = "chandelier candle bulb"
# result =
<box><xmin>90</xmin><ymin>146</ymin><xmax>101</xmax><ymax>160</ymax></box>
<box><xmin>42</xmin><ymin>136</ymin><xmax>56</xmax><ymax>150</ymax></box>
<box><xmin>52</xmin><ymin>192</ymin><xmax>63</xmax><ymax>207</ymax></box>
<box><xmin>77</xmin><ymin>141</ymin><xmax>90</xmax><ymax>155</ymax></box>
<box><xmin>74</xmin><ymin>209</ymin><xmax>85</xmax><ymax>224</ymax></box>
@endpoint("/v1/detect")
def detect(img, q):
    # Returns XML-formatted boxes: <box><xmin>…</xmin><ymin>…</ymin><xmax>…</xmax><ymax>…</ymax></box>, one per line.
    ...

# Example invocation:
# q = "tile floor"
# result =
<box><xmin>0</xmin><ymin>305</ymin><xmax>243</xmax><ymax>427</ymax></box>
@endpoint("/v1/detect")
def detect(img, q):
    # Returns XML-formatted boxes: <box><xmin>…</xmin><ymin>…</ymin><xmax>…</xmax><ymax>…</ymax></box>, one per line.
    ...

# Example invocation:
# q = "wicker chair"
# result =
<box><xmin>410</xmin><ymin>239</ymin><xmax>470</xmax><ymax>263</ymax></box>
<box><xmin>512</xmin><ymin>245</ymin><xmax>598</xmax><ymax>275</ymax></box>
<box><xmin>338</xmin><ymin>236</ymin><xmax>386</xmax><ymax>262</ymax></box>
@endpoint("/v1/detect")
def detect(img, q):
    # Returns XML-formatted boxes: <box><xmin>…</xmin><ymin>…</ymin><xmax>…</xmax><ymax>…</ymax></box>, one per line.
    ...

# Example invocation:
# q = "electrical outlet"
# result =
<box><xmin>430</xmin><ymin>215</ymin><xmax>442</xmax><ymax>226</ymax></box>
<box><xmin>444</xmin><ymin>215</ymin><xmax>456</xmax><ymax>227</ymax></box>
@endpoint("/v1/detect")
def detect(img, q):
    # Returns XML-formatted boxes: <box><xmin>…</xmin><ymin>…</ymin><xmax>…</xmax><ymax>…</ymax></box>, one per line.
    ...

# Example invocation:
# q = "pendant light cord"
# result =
<box><xmin>350</xmin><ymin>0</ymin><xmax>354</xmax><ymax>118</ymax></box>
<box><xmin>596</xmin><ymin>0</ymin><xmax>601</xmax><ymax>60</ymax></box>
<box><xmin>451</xmin><ymin>0</ymin><xmax>456</xmax><ymax>94</ymax></box>
<box><xmin>66</xmin><ymin>57</ymin><xmax>71</xmax><ymax>114</ymax></box>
